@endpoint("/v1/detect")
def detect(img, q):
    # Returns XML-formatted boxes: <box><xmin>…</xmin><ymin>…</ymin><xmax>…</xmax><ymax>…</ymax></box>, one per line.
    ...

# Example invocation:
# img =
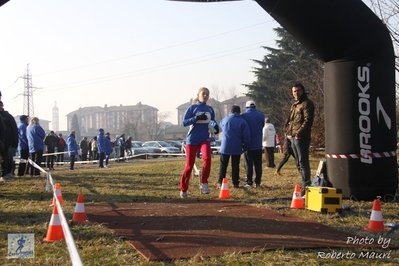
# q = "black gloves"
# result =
<box><xmin>213</xmin><ymin>125</ymin><xmax>219</xmax><ymax>135</ymax></box>
<box><xmin>196</xmin><ymin>113</ymin><xmax>208</xmax><ymax>121</ymax></box>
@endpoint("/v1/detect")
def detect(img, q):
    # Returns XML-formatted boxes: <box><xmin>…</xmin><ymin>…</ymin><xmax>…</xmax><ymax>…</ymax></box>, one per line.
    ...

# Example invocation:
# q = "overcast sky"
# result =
<box><xmin>0</xmin><ymin>0</ymin><xmax>280</xmax><ymax>130</ymax></box>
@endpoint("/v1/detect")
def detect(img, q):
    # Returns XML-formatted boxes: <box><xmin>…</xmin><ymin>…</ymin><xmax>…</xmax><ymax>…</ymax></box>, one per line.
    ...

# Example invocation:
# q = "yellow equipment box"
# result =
<box><xmin>305</xmin><ymin>186</ymin><xmax>342</xmax><ymax>213</ymax></box>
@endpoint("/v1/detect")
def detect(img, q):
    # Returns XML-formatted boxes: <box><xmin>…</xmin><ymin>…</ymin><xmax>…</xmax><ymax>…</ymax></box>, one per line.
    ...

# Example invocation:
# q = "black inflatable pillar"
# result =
<box><xmin>255</xmin><ymin>0</ymin><xmax>397</xmax><ymax>199</ymax></box>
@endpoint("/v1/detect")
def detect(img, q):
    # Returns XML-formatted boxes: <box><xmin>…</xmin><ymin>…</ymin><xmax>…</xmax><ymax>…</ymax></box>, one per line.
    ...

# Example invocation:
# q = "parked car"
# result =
<box><xmin>211</xmin><ymin>140</ymin><xmax>221</xmax><ymax>155</ymax></box>
<box><xmin>131</xmin><ymin>141</ymin><xmax>161</xmax><ymax>158</ymax></box>
<box><xmin>142</xmin><ymin>141</ymin><xmax>180</xmax><ymax>157</ymax></box>
<box><xmin>163</xmin><ymin>140</ymin><xmax>183</xmax><ymax>151</ymax></box>
<box><xmin>130</xmin><ymin>142</ymin><xmax>150</xmax><ymax>159</ymax></box>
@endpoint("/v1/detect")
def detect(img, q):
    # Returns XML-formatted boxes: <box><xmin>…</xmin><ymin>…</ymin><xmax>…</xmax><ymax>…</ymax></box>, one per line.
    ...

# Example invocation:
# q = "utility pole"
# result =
<box><xmin>21</xmin><ymin>64</ymin><xmax>40</xmax><ymax>117</ymax></box>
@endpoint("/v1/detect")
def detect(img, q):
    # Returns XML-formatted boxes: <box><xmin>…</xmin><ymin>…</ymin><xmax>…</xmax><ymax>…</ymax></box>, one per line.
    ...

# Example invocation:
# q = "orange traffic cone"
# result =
<box><xmin>290</xmin><ymin>184</ymin><xmax>304</xmax><ymax>209</ymax></box>
<box><xmin>364</xmin><ymin>198</ymin><xmax>385</xmax><ymax>232</ymax></box>
<box><xmin>69</xmin><ymin>194</ymin><xmax>88</xmax><ymax>224</ymax></box>
<box><xmin>43</xmin><ymin>205</ymin><xmax>65</xmax><ymax>242</ymax></box>
<box><xmin>50</xmin><ymin>183</ymin><xmax>64</xmax><ymax>206</ymax></box>
<box><xmin>219</xmin><ymin>178</ymin><xmax>230</xmax><ymax>199</ymax></box>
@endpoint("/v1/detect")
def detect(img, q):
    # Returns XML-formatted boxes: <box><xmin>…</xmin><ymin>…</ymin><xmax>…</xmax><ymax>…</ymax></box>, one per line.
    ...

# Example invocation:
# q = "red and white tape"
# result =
<box><xmin>326</xmin><ymin>151</ymin><xmax>397</xmax><ymax>159</ymax></box>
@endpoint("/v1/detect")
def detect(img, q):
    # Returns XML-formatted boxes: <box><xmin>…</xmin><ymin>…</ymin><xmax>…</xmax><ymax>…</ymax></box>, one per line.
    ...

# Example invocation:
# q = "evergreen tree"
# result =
<box><xmin>245</xmin><ymin>27</ymin><xmax>325</xmax><ymax>148</ymax></box>
<box><xmin>71</xmin><ymin>113</ymin><xmax>81</xmax><ymax>141</ymax></box>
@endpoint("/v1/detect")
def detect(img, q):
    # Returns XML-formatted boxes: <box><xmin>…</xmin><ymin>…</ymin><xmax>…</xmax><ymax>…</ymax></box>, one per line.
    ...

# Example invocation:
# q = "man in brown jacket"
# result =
<box><xmin>287</xmin><ymin>83</ymin><xmax>314</xmax><ymax>196</ymax></box>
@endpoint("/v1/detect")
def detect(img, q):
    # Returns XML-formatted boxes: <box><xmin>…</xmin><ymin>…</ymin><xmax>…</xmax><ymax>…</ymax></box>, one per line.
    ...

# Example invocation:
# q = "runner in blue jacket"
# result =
<box><xmin>180</xmin><ymin>87</ymin><xmax>219</xmax><ymax>198</ymax></box>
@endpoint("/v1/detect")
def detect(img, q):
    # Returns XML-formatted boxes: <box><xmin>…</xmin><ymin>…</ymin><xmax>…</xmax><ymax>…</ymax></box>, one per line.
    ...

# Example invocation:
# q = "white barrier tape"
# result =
<box><xmin>53</xmin><ymin>191</ymin><xmax>83</xmax><ymax>266</ymax></box>
<box><xmin>28</xmin><ymin>159</ymin><xmax>83</xmax><ymax>266</ymax></box>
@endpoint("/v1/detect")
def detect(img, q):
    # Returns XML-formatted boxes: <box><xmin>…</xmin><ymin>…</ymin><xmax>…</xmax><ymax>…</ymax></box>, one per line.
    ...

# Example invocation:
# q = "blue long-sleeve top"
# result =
<box><xmin>220</xmin><ymin>113</ymin><xmax>251</xmax><ymax>155</ymax></box>
<box><xmin>18</xmin><ymin>121</ymin><xmax>29</xmax><ymax>151</ymax></box>
<box><xmin>182</xmin><ymin>101</ymin><xmax>218</xmax><ymax>145</ymax></box>
<box><xmin>97</xmin><ymin>132</ymin><xmax>111</xmax><ymax>153</ymax></box>
<box><xmin>241</xmin><ymin>108</ymin><xmax>265</xmax><ymax>150</ymax></box>
<box><xmin>27</xmin><ymin>123</ymin><xmax>46</xmax><ymax>153</ymax></box>
<box><xmin>67</xmin><ymin>134</ymin><xmax>78</xmax><ymax>156</ymax></box>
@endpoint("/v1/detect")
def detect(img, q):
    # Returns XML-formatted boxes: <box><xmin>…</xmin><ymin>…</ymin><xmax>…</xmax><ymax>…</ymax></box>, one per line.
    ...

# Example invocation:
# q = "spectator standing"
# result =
<box><xmin>113</xmin><ymin>135</ymin><xmax>121</xmax><ymax>162</ymax></box>
<box><xmin>91</xmin><ymin>136</ymin><xmax>98</xmax><ymax>161</ymax></box>
<box><xmin>0</xmin><ymin>101</ymin><xmax>18</xmax><ymax>178</ymax></box>
<box><xmin>286</xmin><ymin>83</ymin><xmax>315</xmax><ymax>196</ymax></box>
<box><xmin>97</xmin><ymin>128</ymin><xmax>107</xmax><ymax>168</ymax></box>
<box><xmin>67</xmin><ymin>130</ymin><xmax>78</xmax><ymax>170</ymax></box>
<box><xmin>179</xmin><ymin>87</ymin><xmax>219</xmax><ymax>198</ymax></box>
<box><xmin>104</xmin><ymin>132</ymin><xmax>112</xmax><ymax>168</ymax></box>
<box><xmin>27</xmin><ymin>117</ymin><xmax>46</xmax><ymax>176</ymax></box>
<box><xmin>17</xmin><ymin>115</ymin><xmax>29</xmax><ymax>177</ymax></box>
<box><xmin>262</xmin><ymin>117</ymin><xmax>276</xmax><ymax>169</ymax></box>
<box><xmin>44</xmin><ymin>131</ymin><xmax>57</xmax><ymax>170</ymax></box>
<box><xmin>125</xmin><ymin>136</ymin><xmax>132</xmax><ymax>160</ymax></box>
<box><xmin>57</xmin><ymin>133</ymin><xmax>66</xmax><ymax>163</ymax></box>
<box><xmin>218</xmin><ymin>105</ymin><xmax>250</xmax><ymax>188</ymax></box>
<box><xmin>119</xmin><ymin>134</ymin><xmax>126</xmax><ymax>161</ymax></box>
<box><xmin>275</xmin><ymin>134</ymin><xmax>282</xmax><ymax>153</ymax></box>
<box><xmin>79</xmin><ymin>137</ymin><xmax>89</xmax><ymax>161</ymax></box>
<box><xmin>88</xmin><ymin>137</ymin><xmax>94</xmax><ymax>161</ymax></box>
<box><xmin>241</xmin><ymin>100</ymin><xmax>265</xmax><ymax>188</ymax></box>
<box><xmin>275</xmin><ymin>133</ymin><xmax>295</xmax><ymax>176</ymax></box>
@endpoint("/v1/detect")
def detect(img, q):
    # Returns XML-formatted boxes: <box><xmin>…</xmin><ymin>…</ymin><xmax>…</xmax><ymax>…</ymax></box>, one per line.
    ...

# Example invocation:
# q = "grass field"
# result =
<box><xmin>0</xmin><ymin>153</ymin><xmax>398</xmax><ymax>266</ymax></box>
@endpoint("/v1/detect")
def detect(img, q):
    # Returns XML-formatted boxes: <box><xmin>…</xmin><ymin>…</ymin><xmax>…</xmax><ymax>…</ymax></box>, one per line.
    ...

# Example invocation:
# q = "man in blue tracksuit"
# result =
<box><xmin>241</xmin><ymin>100</ymin><xmax>265</xmax><ymax>188</ymax></box>
<box><xmin>218</xmin><ymin>105</ymin><xmax>250</xmax><ymax>188</ymax></box>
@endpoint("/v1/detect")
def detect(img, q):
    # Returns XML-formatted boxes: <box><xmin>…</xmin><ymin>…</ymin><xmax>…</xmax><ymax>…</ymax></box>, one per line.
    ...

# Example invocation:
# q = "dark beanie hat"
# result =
<box><xmin>20</xmin><ymin>115</ymin><xmax>28</xmax><ymax>121</ymax></box>
<box><xmin>231</xmin><ymin>105</ymin><xmax>241</xmax><ymax>114</ymax></box>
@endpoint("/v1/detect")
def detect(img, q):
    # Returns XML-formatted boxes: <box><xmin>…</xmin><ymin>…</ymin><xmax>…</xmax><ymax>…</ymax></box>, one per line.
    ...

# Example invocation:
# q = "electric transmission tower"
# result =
<box><xmin>21</xmin><ymin>64</ymin><xmax>40</xmax><ymax>117</ymax></box>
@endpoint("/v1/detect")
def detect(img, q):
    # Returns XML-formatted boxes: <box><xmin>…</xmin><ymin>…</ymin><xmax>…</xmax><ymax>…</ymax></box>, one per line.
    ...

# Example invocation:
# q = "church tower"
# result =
<box><xmin>52</xmin><ymin>101</ymin><xmax>59</xmax><ymax>131</ymax></box>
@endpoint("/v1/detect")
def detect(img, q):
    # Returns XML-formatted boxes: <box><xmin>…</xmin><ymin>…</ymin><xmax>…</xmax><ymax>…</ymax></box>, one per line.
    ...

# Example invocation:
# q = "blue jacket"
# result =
<box><xmin>18</xmin><ymin>121</ymin><xmax>29</xmax><ymax>151</ymax></box>
<box><xmin>67</xmin><ymin>134</ymin><xmax>78</xmax><ymax>156</ymax></box>
<box><xmin>105</xmin><ymin>136</ymin><xmax>112</xmax><ymax>155</ymax></box>
<box><xmin>220</xmin><ymin>113</ymin><xmax>251</xmax><ymax>155</ymax></box>
<box><xmin>241</xmin><ymin>107</ymin><xmax>265</xmax><ymax>150</ymax></box>
<box><xmin>97</xmin><ymin>129</ymin><xmax>107</xmax><ymax>153</ymax></box>
<box><xmin>27</xmin><ymin>123</ymin><xmax>46</xmax><ymax>153</ymax></box>
<box><xmin>182</xmin><ymin>101</ymin><xmax>218</xmax><ymax>145</ymax></box>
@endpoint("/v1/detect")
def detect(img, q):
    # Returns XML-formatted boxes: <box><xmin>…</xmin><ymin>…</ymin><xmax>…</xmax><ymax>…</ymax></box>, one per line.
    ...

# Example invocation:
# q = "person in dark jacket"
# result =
<box><xmin>17</xmin><ymin>115</ymin><xmax>29</xmax><ymax>176</ymax></box>
<box><xmin>275</xmin><ymin>133</ymin><xmax>295</xmax><ymax>176</ymax></box>
<box><xmin>27</xmin><ymin>117</ymin><xmax>46</xmax><ymax>176</ymax></box>
<box><xmin>79</xmin><ymin>137</ymin><xmax>89</xmax><ymax>161</ymax></box>
<box><xmin>0</xmin><ymin>101</ymin><xmax>18</xmax><ymax>178</ymax></box>
<box><xmin>57</xmin><ymin>133</ymin><xmax>66</xmax><ymax>162</ymax></box>
<box><xmin>286</xmin><ymin>83</ymin><xmax>315</xmax><ymax>196</ymax></box>
<box><xmin>44</xmin><ymin>131</ymin><xmax>57</xmax><ymax>170</ymax></box>
<box><xmin>125</xmin><ymin>136</ymin><xmax>132</xmax><ymax>160</ymax></box>
<box><xmin>218</xmin><ymin>105</ymin><xmax>250</xmax><ymax>188</ymax></box>
<box><xmin>104</xmin><ymin>132</ymin><xmax>112</xmax><ymax>168</ymax></box>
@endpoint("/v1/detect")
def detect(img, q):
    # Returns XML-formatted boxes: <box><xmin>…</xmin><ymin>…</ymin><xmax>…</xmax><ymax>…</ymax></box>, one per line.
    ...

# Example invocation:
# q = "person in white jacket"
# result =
<box><xmin>262</xmin><ymin>117</ymin><xmax>276</xmax><ymax>168</ymax></box>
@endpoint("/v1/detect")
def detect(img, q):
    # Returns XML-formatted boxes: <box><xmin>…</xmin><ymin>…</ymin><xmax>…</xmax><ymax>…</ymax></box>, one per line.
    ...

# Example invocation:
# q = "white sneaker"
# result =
<box><xmin>0</xmin><ymin>177</ymin><xmax>6</xmax><ymax>182</ymax></box>
<box><xmin>105</xmin><ymin>164</ymin><xmax>110</xmax><ymax>168</ymax></box>
<box><xmin>243</xmin><ymin>184</ymin><xmax>252</xmax><ymax>189</ymax></box>
<box><xmin>180</xmin><ymin>191</ymin><xmax>187</xmax><ymax>199</ymax></box>
<box><xmin>201</xmin><ymin>183</ymin><xmax>210</xmax><ymax>194</ymax></box>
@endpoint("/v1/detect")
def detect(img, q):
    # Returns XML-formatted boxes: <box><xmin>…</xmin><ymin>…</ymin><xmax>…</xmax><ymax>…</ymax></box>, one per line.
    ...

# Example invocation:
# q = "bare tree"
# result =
<box><xmin>368</xmin><ymin>0</ymin><xmax>399</xmax><ymax>85</ymax></box>
<box><xmin>141</xmin><ymin>111</ymin><xmax>172</xmax><ymax>141</ymax></box>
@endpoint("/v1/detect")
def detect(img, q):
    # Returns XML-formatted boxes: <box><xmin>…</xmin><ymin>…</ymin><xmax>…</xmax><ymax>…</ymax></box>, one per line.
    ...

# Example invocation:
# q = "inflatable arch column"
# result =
<box><xmin>255</xmin><ymin>0</ymin><xmax>397</xmax><ymax>200</ymax></box>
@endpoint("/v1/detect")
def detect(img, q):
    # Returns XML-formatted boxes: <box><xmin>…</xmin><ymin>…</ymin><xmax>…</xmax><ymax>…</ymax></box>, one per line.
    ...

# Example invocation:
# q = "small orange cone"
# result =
<box><xmin>50</xmin><ymin>183</ymin><xmax>64</xmax><ymax>206</ymax></box>
<box><xmin>290</xmin><ymin>184</ymin><xmax>304</xmax><ymax>209</ymax></box>
<box><xmin>43</xmin><ymin>205</ymin><xmax>65</xmax><ymax>242</ymax></box>
<box><xmin>364</xmin><ymin>198</ymin><xmax>385</xmax><ymax>232</ymax></box>
<box><xmin>219</xmin><ymin>178</ymin><xmax>230</xmax><ymax>199</ymax></box>
<box><xmin>69</xmin><ymin>194</ymin><xmax>89</xmax><ymax>224</ymax></box>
